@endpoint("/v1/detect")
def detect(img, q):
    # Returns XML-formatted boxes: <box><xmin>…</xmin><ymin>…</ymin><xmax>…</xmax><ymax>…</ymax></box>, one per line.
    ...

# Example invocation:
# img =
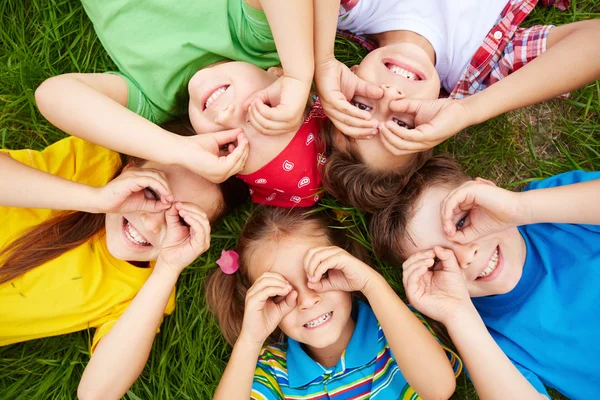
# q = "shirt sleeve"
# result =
<box><xmin>250</xmin><ymin>351</ymin><xmax>285</xmax><ymax>400</ymax></box>
<box><xmin>511</xmin><ymin>361</ymin><xmax>550</xmax><ymax>397</ymax></box>
<box><xmin>104</xmin><ymin>71</ymin><xmax>172</xmax><ymax>124</ymax></box>
<box><xmin>523</xmin><ymin>170</ymin><xmax>600</xmax><ymax>233</ymax></box>
<box><xmin>0</xmin><ymin>136</ymin><xmax>121</xmax><ymax>187</ymax></box>
<box><xmin>408</xmin><ymin>305</ymin><xmax>463</xmax><ymax>377</ymax></box>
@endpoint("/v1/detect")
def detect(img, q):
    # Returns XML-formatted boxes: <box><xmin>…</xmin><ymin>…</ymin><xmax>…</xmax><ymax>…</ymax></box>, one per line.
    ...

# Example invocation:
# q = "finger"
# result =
<box><xmin>379</xmin><ymin>124</ymin><xmax>423</xmax><ymax>155</ymax></box>
<box><xmin>246</xmin><ymin>277</ymin><xmax>290</xmax><ymax>298</ymax></box>
<box><xmin>354</xmin><ymin>78</ymin><xmax>385</xmax><ymax>100</ymax></box>
<box><xmin>248</xmin><ymin>103</ymin><xmax>289</xmax><ymax>137</ymax></box>
<box><xmin>307</xmin><ymin>277</ymin><xmax>333</xmax><ymax>293</ymax></box>
<box><xmin>175</xmin><ymin>202</ymin><xmax>208</xmax><ymax>221</ymax></box>
<box><xmin>164</xmin><ymin>204</ymin><xmax>181</xmax><ymax>228</ymax></box>
<box><xmin>328</xmin><ymin>103</ymin><xmax>379</xmax><ymax>130</ymax></box>
<box><xmin>383</xmin><ymin>121</ymin><xmax>429</xmax><ymax>148</ymax></box>
<box><xmin>127</xmin><ymin>175</ymin><xmax>173</xmax><ymax>204</ymax></box>
<box><xmin>441</xmin><ymin>186</ymin><xmax>477</xmax><ymax>240</ymax></box>
<box><xmin>248</xmin><ymin>285</ymin><xmax>293</xmax><ymax>307</ymax></box>
<box><xmin>303</xmin><ymin>246</ymin><xmax>339</xmax><ymax>280</ymax></box>
<box><xmin>180</xmin><ymin>212</ymin><xmax>208</xmax><ymax>251</ymax></box>
<box><xmin>210</xmin><ymin>128</ymin><xmax>245</xmax><ymax>147</ymax></box>
<box><xmin>224</xmin><ymin>134</ymin><xmax>250</xmax><ymax>176</ymax></box>
<box><xmin>388</xmin><ymin>98</ymin><xmax>424</xmax><ymax>115</ymax></box>
<box><xmin>405</xmin><ymin>264</ymin><xmax>431</xmax><ymax>292</ymax></box>
<box><xmin>249</xmin><ymin>100</ymin><xmax>289</xmax><ymax>130</ymax></box>
<box><xmin>402</xmin><ymin>258</ymin><xmax>435</xmax><ymax>289</ymax></box>
<box><xmin>402</xmin><ymin>249</ymin><xmax>436</xmax><ymax>271</ymax></box>
<box><xmin>433</xmin><ymin>247</ymin><xmax>461</xmax><ymax>272</ymax></box>
<box><xmin>251</xmin><ymin>98</ymin><xmax>291</xmax><ymax>124</ymax></box>
<box><xmin>277</xmin><ymin>290</ymin><xmax>298</xmax><ymax>317</ymax></box>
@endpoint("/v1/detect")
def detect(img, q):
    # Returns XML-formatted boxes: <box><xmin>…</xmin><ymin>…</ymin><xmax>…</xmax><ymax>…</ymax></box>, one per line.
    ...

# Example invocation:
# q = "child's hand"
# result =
<box><xmin>156</xmin><ymin>203</ymin><xmax>211</xmax><ymax>274</ymax></box>
<box><xmin>96</xmin><ymin>167</ymin><xmax>173</xmax><ymax>214</ymax></box>
<box><xmin>244</xmin><ymin>75</ymin><xmax>311</xmax><ymax>136</ymax></box>
<box><xmin>183</xmin><ymin>129</ymin><xmax>249</xmax><ymax>183</ymax></box>
<box><xmin>385</xmin><ymin>98</ymin><xmax>473</xmax><ymax>151</ymax></box>
<box><xmin>315</xmin><ymin>58</ymin><xmax>383</xmax><ymax>138</ymax></box>
<box><xmin>303</xmin><ymin>246</ymin><xmax>376</xmax><ymax>294</ymax></box>
<box><xmin>402</xmin><ymin>247</ymin><xmax>472</xmax><ymax>325</ymax></box>
<box><xmin>442</xmin><ymin>178</ymin><xmax>525</xmax><ymax>243</ymax></box>
<box><xmin>239</xmin><ymin>272</ymin><xmax>298</xmax><ymax>346</ymax></box>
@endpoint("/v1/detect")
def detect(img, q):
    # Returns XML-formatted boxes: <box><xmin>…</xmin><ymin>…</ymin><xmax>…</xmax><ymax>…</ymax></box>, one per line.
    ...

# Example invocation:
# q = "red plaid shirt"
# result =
<box><xmin>450</xmin><ymin>0</ymin><xmax>570</xmax><ymax>99</ymax></box>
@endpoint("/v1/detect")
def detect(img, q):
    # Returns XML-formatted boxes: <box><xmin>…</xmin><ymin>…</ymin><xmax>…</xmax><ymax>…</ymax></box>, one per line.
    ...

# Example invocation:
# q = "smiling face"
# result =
<box><xmin>339</xmin><ymin>43</ymin><xmax>440</xmax><ymax>171</ymax></box>
<box><xmin>403</xmin><ymin>185</ymin><xmax>527</xmax><ymax>297</ymax></box>
<box><xmin>247</xmin><ymin>233</ymin><xmax>355</xmax><ymax>352</ymax></box>
<box><xmin>187</xmin><ymin>61</ymin><xmax>279</xmax><ymax>135</ymax></box>
<box><xmin>104</xmin><ymin>161</ymin><xmax>222</xmax><ymax>262</ymax></box>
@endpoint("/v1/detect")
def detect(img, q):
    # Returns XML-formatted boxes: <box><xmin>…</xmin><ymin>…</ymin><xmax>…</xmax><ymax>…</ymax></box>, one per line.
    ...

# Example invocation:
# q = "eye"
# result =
<box><xmin>351</xmin><ymin>101</ymin><xmax>373</xmax><ymax>112</ymax></box>
<box><xmin>143</xmin><ymin>188</ymin><xmax>160</xmax><ymax>201</ymax></box>
<box><xmin>392</xmin><ymin>118</ymin><xmax>410</xmax><ymax>128</ymax></box>
<box><xmin>456</xmin><ymin>213</ymin><xmax>469</xmax><ymax>231</ymax></box>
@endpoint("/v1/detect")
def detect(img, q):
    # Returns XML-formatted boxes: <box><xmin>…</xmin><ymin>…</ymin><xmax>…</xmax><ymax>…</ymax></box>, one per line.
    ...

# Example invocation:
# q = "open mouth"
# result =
<box><xmin>304</xmin><ymin>311</ymin><xmax>333</xmax><ymax>329</ymax></box>
<box><xmin>122</xmin><ymin>217</ymin><xmax>151</xmax><ymax>247</ymax></box>
<box><xmin>203</xmin><ymin>85</ymin><xmax>230</xmax><ymax>110</ymax></box>
<box><xmin>477</xmin><ymin>246</ymin><xmax>499</xmax><ymax>279</ymax></box>
<box><xmin>383</xmin><ymin>58</ymin><xmax>424</xmax><ymax>81</ymax></box>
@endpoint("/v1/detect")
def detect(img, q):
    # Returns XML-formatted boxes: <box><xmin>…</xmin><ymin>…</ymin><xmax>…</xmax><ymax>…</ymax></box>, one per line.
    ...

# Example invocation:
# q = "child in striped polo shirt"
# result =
<box><xmin>206</xmin><ymin>207</ymin><xmax>462</xmax><ymax>399</ymax></box>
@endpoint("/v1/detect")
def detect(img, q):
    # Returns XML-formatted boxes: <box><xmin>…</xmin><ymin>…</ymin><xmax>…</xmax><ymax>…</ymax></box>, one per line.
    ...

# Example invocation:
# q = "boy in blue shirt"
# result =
<box><xmin>369</xmin><ymin>154</ymin><xmax>600</xmax><ymax>399</ymax></box>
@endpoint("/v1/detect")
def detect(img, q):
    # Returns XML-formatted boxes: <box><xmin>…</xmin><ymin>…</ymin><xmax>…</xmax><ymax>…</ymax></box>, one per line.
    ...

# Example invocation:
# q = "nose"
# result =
<box><xmin>139</xmin><ymin>211</ymin><xmax>164</xmax><ymax>235</ymax></box>
<box><xmin>381</xmin><ymin>84</ymin><xmax>405</xmax><ymax>101</ymax></box>
<box><xmin>297</xmin><ymin>287</ymin><xmax>321</xmax><ymax>311</ymax></box>
<box><xmin>214</xmin><ymin>103</ymin><xmax>245</xmax><ymax>129</ymax></box>
<box><xmin>453</xmin><ymin>242</ymin><xmax>478</xmax><ymax>269</ymax></box>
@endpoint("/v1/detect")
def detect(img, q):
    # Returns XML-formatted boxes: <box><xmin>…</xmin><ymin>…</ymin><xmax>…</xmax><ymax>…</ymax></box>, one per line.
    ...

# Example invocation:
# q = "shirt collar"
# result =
<box><xmin>286</xmin><ymin>300</ymin><xmax>379</xmax><ymax>388</ymax></box>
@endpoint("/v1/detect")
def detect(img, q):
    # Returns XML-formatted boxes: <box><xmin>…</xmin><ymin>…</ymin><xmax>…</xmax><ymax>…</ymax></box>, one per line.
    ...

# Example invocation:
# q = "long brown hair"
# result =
<box><xmin>0</xmin><ymin>118</ymin><xmax>249</xmax><ymax>284</ymax></box>
<box><xmin>205</xmin><ymin>207</ymin><xmax>370</xmax><ymax>346</ymax></box>
<box><xmin>321</xmin><ymin>127</ymin><xmax>432</xmax><ymax>213</ymax></box>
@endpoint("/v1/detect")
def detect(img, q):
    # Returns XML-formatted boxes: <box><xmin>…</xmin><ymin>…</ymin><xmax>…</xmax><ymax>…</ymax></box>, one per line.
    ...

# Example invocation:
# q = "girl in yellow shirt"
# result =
<box><xmin>0</xmin><ymin>133</ymin><xmax>247</xmax><ymax>399</ymax></box>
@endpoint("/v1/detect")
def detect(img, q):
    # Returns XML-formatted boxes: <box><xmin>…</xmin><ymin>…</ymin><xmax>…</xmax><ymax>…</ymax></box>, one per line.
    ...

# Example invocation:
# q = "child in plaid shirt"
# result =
<box><xmin>313</xmin><ymin>0</ymin><xmax>600</xmax><ymax>212</ymax></box>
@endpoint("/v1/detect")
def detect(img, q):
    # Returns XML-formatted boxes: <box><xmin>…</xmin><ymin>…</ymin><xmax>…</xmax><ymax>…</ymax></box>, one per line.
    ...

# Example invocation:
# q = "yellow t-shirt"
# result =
<box><xmin>0</xmin><ymin>137</ymin><xmax>176</xmax><ymax>351</ymax></box>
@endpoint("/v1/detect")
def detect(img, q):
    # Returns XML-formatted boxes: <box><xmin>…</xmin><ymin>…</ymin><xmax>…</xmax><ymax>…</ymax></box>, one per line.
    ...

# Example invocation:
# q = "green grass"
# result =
<box><xmin>1</xmin><ymin>1</ymin><xmax>599</xmax><ymax>399</ymax></box>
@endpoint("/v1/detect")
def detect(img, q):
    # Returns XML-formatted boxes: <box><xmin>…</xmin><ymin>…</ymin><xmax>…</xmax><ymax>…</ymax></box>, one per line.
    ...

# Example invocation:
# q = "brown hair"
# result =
<box><xmin>369</xmin><ymin>154</ymin><xmax>470</xmax><ymax>267</ymax></box>
<box><xmin>205</xmin><ymin>206</ymin><xmax>370</xmax><ymax>346</ymax></box>
<box><xmin>321</xmin><ymin>129</ymin><xmax>432</xmax><ymax>213</ymax></box>
<box><xmin>0</xmin><ymin>118</ymin><xmax>249</xmax><ymax>284</ymax></box>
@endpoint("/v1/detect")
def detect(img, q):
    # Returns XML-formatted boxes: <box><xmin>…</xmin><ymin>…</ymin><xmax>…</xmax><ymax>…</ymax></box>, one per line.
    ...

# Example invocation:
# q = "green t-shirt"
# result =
<box><xmin>81</xmin><ymin>0</ymin><xmax>280</xmax><ymax>123</ymax></box>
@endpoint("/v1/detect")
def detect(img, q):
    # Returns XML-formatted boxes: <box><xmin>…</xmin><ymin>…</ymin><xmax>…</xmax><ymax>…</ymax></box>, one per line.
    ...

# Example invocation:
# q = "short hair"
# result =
<box><xmin>321</xmin><ymin>130</ymin><xmax>432</xmax><ymax>213</ymax></box>
<box><xmin>369</xmin><ymin>154</ymin><xmax>471</xmax><ymax>267</ymax></box>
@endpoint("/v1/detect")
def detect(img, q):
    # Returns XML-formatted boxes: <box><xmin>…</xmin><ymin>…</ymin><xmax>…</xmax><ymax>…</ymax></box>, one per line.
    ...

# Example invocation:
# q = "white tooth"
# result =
<box><xmin>205</xmin><ymin>87</ymin><xmax>227</xmax><ymax>109</ymax></box>
<box><xmin>478</xmin><ymin>248</ymin><xmax>499</xmax><ymax>278</ymax></box>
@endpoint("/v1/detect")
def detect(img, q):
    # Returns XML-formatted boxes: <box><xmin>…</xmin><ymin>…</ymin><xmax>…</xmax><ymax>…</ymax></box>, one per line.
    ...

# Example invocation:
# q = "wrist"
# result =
<box><xmin>515</xmin><ymin>191</ymin><xmax>536</xmax><ymax>226</ymax></box>
<box><xmin>458</xmin><ymin>96</ymin><xmax>483</xmax><ymax>127</ymax></box>
<box><xmin>85</xmin><ymin>186</ymin><xmax>108</xmax><ymax>214</ymax></box>
<box><xmin>361</xmin><ymin>270</ymin><xmax>386</xmax><ymax>299</ymax></box>
<box><xmin>442</xmin><ymin>301</ymin><xmax>480</xmax><ymax>331</ymax></box>
<box><xmin>153</xmin><ymin>259</ymin><xmax>185</xmax><ymax>281</ymax></box>
<box><xmin>237</xmin><ymin>331</ymin><xmax>267</xmax><ymax>351</ymax></box>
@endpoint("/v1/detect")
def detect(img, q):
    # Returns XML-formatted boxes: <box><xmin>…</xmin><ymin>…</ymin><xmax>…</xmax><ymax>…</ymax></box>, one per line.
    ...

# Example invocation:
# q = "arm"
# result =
<box><xmin>403</xmin><ymin>248</ymin><xmax>547</xmax><ymax>399</ymax></box>
<box><xmin>213</xmin><ymin>271</ymin><xmax>297</xmax><ymax>399</ymax></box>
<box><xmin>440</xmin><ymin>177</ymin><xmax>600</xmax><ymax>244</ymax></box>
<box><xmin>78</xmin><ymin>266</ymin><xmax>179</xmax><ymax>400</ymax></box>
<box><xmin>464</xmin><ymin>20</ymin><xmax>600</xmax><ymax>124</ymax></box>
<box><xmin>445</xmin><ymin>305</ymin><xmax>547</xmax><ymax>400</ymax></box>
<box><xmin>363</xmin><ymin>274</ymin><xmax>456</xmax><ymax>400</ymax></box>
<box><xmin>35</xmin><ymin>74</ymin><xmax>249</xmax><ymax>183</ymax></box>
<box><xmin>213</xmin><ymin>338</ymin><xmax>263</xmax><ymax>400</ymax></box>
<box><xmin>313</xmin><ymin>0</ymin><xmax>383</xmax><ymax>137</ymax></box>
<box><xmin>0</xmin><ymin>153</ymin><xmax>97</xmax><ymax>212</ymax></box>
<box><xmin>78</xmin><ymin>204</ymin><xmax>211</xmax><ymax>400</ymax></box>
<box><xmin>387</xmin><ymin>20</ymin><xmax>600</xmax><ymax>152</ymax></box>
<box><xmin>304</xmin><ymin>246</ymin><xmax>455</xmax><ymax>400</ymax></box>
<box><xmin>0</xmin><ymin>154</ymin><xmax>171</xmax><ymax>214</ymax></box>
<box><xmin>35</xmin><ymin>73</ymin><xmax>185</xmax><ymax>166</ymax></box>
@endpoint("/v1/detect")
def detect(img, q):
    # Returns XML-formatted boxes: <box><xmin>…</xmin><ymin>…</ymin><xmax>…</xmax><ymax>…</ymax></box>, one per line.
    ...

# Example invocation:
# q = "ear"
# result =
<box><xmin>474</xmin><ymin>177</ymin><xmax>497</xmax><ymax>187</ymax></box>
<box><xmin>350</xmin><ymin>65</ymin><xmax>359</xmax><ymax>73</ymax></box>
<box><xmin>267</xmin><ymin>66</ymin><xmax>284</xmax><ymax>78</ymax></box>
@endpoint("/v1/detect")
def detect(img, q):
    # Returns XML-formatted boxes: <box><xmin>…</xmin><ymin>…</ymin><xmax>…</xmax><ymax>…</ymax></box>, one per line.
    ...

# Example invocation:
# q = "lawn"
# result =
<box><xmin>1</xmin><ymin>1</ymin><xmax>599</xmax><ymax>399</ymax></box>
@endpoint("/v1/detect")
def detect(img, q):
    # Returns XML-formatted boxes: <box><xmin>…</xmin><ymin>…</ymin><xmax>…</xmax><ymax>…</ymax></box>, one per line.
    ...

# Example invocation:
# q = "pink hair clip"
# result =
<box><xmin>216</xmin><ymin>249</ymin><xmax>240</xmax><ymax>275</ymax></box>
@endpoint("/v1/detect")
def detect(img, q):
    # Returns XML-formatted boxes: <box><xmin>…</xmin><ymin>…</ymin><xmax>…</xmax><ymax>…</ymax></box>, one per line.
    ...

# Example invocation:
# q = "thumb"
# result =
<box><xmin>278</xmin><ymin>290</ymin><xmax>298</xmax><ymax>318</ymax></box>
<box><xmin>354</xmin><ymin>77</ymin><xmax>384</xmax><ymax>100</ymax></box>
<box><xmin>307</xmin><ymin>279</ymin><xmax>332</xmax><ymax>293</ymax></box>
<box><xmin>205</xmin><ymin>129</ymin><xmax>244</xmax><ymax>148</ymax></box>
<box><xmin>389</xmin><ymin>97</ymin><xmax>424</xmax><ymax>115</ymax></box>
<box><xmin>164</xmin><ymin>204</ymin><xmax>181</xmax><ymax>229</ymax></box>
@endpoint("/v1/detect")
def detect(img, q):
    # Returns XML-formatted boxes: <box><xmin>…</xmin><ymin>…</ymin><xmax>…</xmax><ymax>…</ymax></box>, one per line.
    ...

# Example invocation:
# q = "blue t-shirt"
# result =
<box><xmin>472</xmin><ymin>170</ymin><xmax>600</xmax><ymax>399</ymax></box>
<box><xmin>251</xmin><ymin>301</ymin><xmax>462</xmax><ymax>399</ymax></box>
